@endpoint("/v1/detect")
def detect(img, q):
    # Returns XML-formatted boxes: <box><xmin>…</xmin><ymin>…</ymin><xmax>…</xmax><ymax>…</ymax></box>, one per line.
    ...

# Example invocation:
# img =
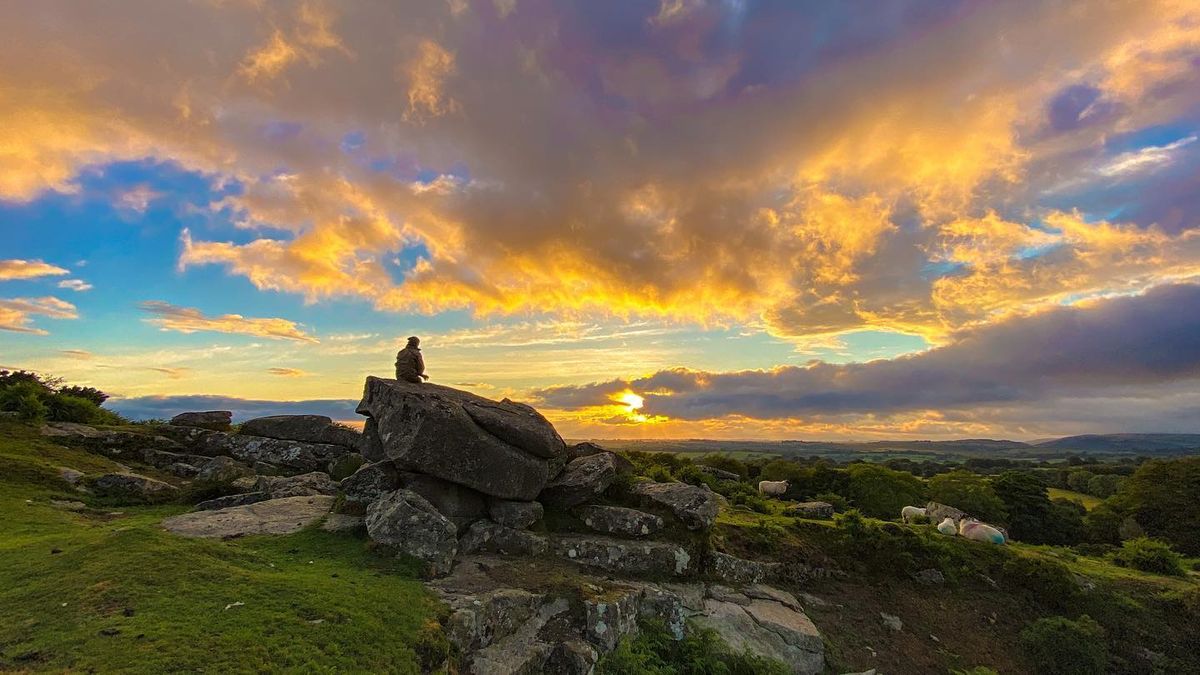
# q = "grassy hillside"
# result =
<box><xmin>0</xmin><ymin>419</ymin><xmax>444</xmax><ymax>673</ymax></box>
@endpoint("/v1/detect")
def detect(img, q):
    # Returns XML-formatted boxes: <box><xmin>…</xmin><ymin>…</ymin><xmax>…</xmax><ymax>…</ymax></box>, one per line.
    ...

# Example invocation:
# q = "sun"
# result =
<box><xmin>616</xmin><ymin>391</ymin><xmax>644</xmax><ymax>410</ymax></box>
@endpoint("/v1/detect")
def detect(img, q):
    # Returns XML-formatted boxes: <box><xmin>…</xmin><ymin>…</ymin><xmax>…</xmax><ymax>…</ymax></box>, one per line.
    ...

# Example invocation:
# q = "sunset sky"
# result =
<box><xmin>2</xmin><ymin>0</ymin><xmax>1199</xmax><ymax>440</ymax></box>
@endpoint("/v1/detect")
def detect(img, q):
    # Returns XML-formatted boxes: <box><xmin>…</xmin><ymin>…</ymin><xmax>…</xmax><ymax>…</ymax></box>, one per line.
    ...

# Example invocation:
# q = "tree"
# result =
<box><xmin>58</xmin><ymin>385</ymin><xmax>109</xmax><ymax>406</ymax></box>
<box><xmin>927</xmin><ymin>470</ymin><xmax>1007</xmax><ymax>522</ymax></box>
<box><xmin>1118</xmin><ymin>457</ymin><xmax>1200</xmax><ymax>555</ymax></box>
<box><xmin>993</xmin><ymin>471</ymin><xmax>1053</xmax><ymax>543</ymax></box>
<box><xmin>1085</xmin><ymin>473</ymin><xmax>1122</xmax><ymax>499</ymax></box>
<box><xmin>1066</xmin><ymin>470</ymin><xmax>1095</xmax><ymax>493</ymax></box>
<box><xmin>844</xmin><ymin>463</ymin><xmax>926</xmax><ymax>519</ymax></box>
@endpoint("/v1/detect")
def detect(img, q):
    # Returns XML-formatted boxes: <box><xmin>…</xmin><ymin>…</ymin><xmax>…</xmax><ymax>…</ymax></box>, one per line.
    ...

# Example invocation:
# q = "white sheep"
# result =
<box><xmin>958</xmin><ymin>518</ymin><xmax>1006</xmax><ymax>545</ymax></box>
<box><xmin>758</xmin><ymin>480</ymin><xmax>789</xmax><ymax>496</ymax></box>
<box><xmin>937</xmin><ymin>517</ymin><xmax>957</xmax><ymax>536</ymax></box>
<box><xmin>901</xmin><ymin>505</ymin><xmax>927</xmax><ymax>523</ymax></box>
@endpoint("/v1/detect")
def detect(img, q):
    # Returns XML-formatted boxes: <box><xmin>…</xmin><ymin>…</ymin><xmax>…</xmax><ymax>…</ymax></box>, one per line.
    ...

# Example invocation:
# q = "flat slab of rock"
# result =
<box><xmin>41</xmin><ymin>422</ymin><xmax>180</xmax><ymax>460</ymax></box>
<box><xmin>708</xmin><ymin>551</ymin><xmax>781</xmax><ymax>584</ymax></box>
<box><xmin>576</xmin><ymin>505</ymin><xmax>663</xmax><ymax>538</ymax></box>
<box><xmin>240</xmin><ymin>415</ymin><xmax>362</xmax><ymax>448</ymax></box>
<box><xmin>255</xmin><ymin>472</ymin><xmax>339</xmax><ymax>498</ymax></box>
<box><xmin>196</xmin><ymin>456</ymin><xmax>255</xmax><ymax>483</ymax></box>
<box><xmin>170</xmin><ymin>411</ymin><xmax>232</xmax><ymax>431</ymax></box>
<box><xmin>786</xmin><ymin>501</ymin><xmax>834</xmax><ymax>519</ymax></box>
<box><xmin>164</xmin><ymin>495</ymin><xmax>334</xmax><ymax>538</ymax></box>
<box><xmin>551</xmin><ymin>535</ymin><xmax>693</xmax><ymax>577</ymax></box>
<box><xmin>356</xmin><ymin>377</ymin><xmax>566</xmax><ymax>500</ymax></box>
<box><xmin>459</xmin><ymin>520</ymin><xmax>548</xmax><ymax>556</ymax></box>
<box><xmin>194</xmin><ymin>492</ymin><xmax>270</xmax><ymax>511</ymax></box>
<box><xmin>632</xmin><ymin>481</ymin><xmax>719</xmax><ymax>530</ymax></box>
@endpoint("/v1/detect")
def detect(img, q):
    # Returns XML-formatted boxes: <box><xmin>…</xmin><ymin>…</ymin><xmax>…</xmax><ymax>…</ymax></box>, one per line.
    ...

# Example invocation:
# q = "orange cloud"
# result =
<box><xmin>0</xmin><ymin>296</ymin><xmax>78</xmax><ymax>334</ymax></box>
<box><xmin>0</xmin><ymin>259</ymin><xmax>69</xmax><ymax>280</ymax></box>
<box><xmin>139</xmin><ymin>300</ymin><xmax>319</xmax><ymax>343</ymax></box>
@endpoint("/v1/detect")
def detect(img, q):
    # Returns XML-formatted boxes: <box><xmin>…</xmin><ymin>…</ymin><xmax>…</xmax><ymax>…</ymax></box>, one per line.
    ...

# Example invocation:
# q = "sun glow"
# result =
<box><xmin>617</xmin><ymin>391</ymin><xmax>645</xmax><ymax>410</ymax></box>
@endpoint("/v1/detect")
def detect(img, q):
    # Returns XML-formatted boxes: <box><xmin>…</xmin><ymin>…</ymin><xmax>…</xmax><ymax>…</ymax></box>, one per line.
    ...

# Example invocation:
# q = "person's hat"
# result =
<box><xmin>406</xmin><ymin>336</ymin><xmax>420</xmax><ymax>344</ymax></box>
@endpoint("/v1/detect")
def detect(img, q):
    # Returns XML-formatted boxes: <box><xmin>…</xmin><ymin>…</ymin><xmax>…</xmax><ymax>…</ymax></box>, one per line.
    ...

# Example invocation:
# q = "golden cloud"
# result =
<box><xmin>0</xmin><ymin>296</ymin><xmax>78</xmax><ymax>334</ymax></box>
<box><xmin>0</xmin><ymin>259</ymin><xmax>69</xmax><ymax>280</ymax></box>
<box><xmin>139</xmin><ymin>300</ymin><xmax>319</xmax><ymax>343</ymax></box>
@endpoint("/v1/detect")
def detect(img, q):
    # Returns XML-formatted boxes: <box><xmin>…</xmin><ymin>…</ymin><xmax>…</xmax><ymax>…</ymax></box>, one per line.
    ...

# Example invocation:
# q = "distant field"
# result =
<box><xmin>1047</xmin><ymin>487</ymin><xmax>1103</xmax><ymax>510</ymax></box>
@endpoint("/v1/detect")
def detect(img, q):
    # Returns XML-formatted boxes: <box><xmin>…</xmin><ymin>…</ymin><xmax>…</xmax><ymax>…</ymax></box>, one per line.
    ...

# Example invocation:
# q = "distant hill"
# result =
<box><xmin>1034</xmin><ymin>433</ymin><xmax>1200</xmax><ymax>453</ymax></box>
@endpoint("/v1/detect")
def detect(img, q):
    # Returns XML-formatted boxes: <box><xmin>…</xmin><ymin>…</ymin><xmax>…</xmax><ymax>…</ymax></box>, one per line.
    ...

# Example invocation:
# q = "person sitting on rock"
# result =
<box><xmin>395</xmin><ymin>336</ymin><xmax>429</xmax><ymax>384</ymax></box>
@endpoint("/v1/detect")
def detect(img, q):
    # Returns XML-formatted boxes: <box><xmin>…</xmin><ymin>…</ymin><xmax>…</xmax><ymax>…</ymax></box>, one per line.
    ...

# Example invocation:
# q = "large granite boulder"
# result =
<box><xmin>366</xmin><ymin>489</ymin><xmax>458</xmax><ymax>576</ymax></box>
<box><xmin>165</xmin><ymin>495</ymin><xmax>334</xmax><ymax>538</ymax></box>
<box><xmin>396</xmin><ymin>471</ymin><xmax>487</xmax><ymax>532</ymax></box>
<box><xmin>356</xmin><ymin>377</ymin><xmax>567</xmax><ymax>500</ymax></box>
<box><xmin>551</xmin><ymin>535</ymin><xmax>694</xmax><ymax>577</ymax></box>
<box><xmin>633</xmin><ymin>482</ymin><xmax>719</xmax><ymax>530</ymax></box>
<box><xmin>341</xmin><ymin>461</ymin><xmax>400</xmax><ymax>507</ymax></box>
<box><xmin>88</xmin><ymin>472</ymin><xmax>178</xmax><ymax>503</ymax></box>
<box><xmin>577</xmin><ymin>505</ymin><xmax>663</xmax><ymax>538</ymax></box>
<box><xmin>539</xmin><ymin>452</ymin><xmax>621</xmax><ymax>509</ymax></box>
<box><xmin>240</xmin><ymin>415</ymin><xmax>361</xmax><ymax>448</ymax></box>
<box><xmin>786</xmin><ymin>501</ymin><xmax>834</xmax><ymax>519</ymax></box>
<box><xmin>170</xmin><ymin>411</ymin><xmax>231</xmax><ymax>431</ymax></box>
<box><xmin>193</xmin><ymin>433</ymin><xmax>349</xmax><ymax>474</ymax></box>
<box><xmin>926</xmin><ymin>501</ymin><xmax>967</xmax><ymax>524</ymax></box>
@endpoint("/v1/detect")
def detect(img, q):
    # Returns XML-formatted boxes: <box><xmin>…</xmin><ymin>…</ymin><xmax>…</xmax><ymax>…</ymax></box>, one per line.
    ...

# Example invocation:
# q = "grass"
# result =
<box><xmin>0</xmin><ymin>419</ymin><xmax>443</xmax><ymax>673</ymax></box>
<box><xmin>1047</xmin><ymin>487</ymin><xmax>1102</xmax><ymax>510</ymax></box>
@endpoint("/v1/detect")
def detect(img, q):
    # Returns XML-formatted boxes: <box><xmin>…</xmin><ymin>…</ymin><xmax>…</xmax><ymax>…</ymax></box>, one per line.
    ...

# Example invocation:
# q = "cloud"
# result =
<box><xmin>535</xmin><ymin>283</ymin><xmax>1200</xmax><ymax>423</ymax></box>
<box><xmin>59</xmin><ymin>349</ymin><xmax>94</xmax><ymax>360</ymax></box>
<box><xmin>145</xmin><ymin>366</ymin><xmax>192</xmax><ymax>380</ymax></box>
<box><xmin>57</xmin><ymin>279</ymin><xmax>93</xmax><ymax>292</ymax></box>
<box><xmin>267</xmin><ymin>367</ymin><xmax>310</xmax><ymax>377</ymax></box>
<box><xmin>0</xmin><ymin>0</ymin><xmax>1197</xmax><ymax>348</ymax></box>
<box><xmin>0</xmin><ymin>259</ymin><xmax>69</xmax><ymax>280</ymax></box>
<box><xmin>108</xmin><ymin>394</ymin><xmax>359</xmax><ymax>423</ymax></box>
<box><xmin>0</xmin><ymin>296</ymin><xmax>78</xmax><ymax>334</ymax></box>
<box><xmin>139</xmin><ymin>300</ymin><xmax>319</xmax><ymax>343</ymax></box>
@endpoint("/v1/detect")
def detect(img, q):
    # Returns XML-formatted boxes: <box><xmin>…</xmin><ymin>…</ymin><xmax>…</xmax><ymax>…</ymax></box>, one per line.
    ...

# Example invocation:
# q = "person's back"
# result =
<box><xmin>395</xmin><ymin>336</ymin><xmax>428</xmax><ymax>383</ymax></box>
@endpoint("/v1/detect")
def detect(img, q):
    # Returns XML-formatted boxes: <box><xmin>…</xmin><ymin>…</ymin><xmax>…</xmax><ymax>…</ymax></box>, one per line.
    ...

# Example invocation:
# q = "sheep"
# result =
<box><xmin>758</xmin><ymin>480</ymin><xmax>789</xmax><ymax>496</ymax></box>
<box><xmin>901</xmin><ymin>505</ymin><xmax>927</xmax><ymax>523</ymax></box>
<box><xmin>958</xmin><ymin>518</ymin><xmax>1006</xmax><ymax>545</ymax></box>
<box><xmin>937</xmin><ymin>517</ymin><xmax>958</xmax><ymax>536</ymax></box>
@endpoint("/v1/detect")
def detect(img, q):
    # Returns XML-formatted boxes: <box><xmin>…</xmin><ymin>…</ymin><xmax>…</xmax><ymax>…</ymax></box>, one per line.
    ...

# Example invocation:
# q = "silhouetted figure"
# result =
<box><xmin>395</xmin><ymin>336</ymin><xmax>428</xmax><ymax>384</ymax></box>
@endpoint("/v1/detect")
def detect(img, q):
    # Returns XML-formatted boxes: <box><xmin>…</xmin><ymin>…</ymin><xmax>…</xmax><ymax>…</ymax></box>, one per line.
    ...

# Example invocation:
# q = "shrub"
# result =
<box><xmin>598</xmin><ymin>619</ymin><xmax>789</xmax><ymax>675</ymax></box>
<box><xmin>45</xmin><ymin>394</ymin><xmax>103</xmax><ymax>424</ymax></box>
<box><xmin>844</xmin><ymin>463</ymin><xmax>926</xmax><ymax>519</ymax></box>
<box><xmin>0</xmin><ymin>381</ymin><xmax>48</xmax><ymax>422</ymax></box>
<box><xmin>58</xmin><ymin>384</ymin><xmax>109</xmax><ymax>405</ymax></box>
<box><xmin>1000</xmin><ymin>556</ymin><xmax>1078</xmax><ymax>611</ymax></box>
<box><xmin>699</xmin><ymin>453</ymin><xmax>748</xmax><ymax>479</ymax></box>
<box><xmin>1118</xmin><ymin>457</ymin><xmax>1200</xmax><ymax>555</ymax></box>
<box><xmin>928</xmin><ymin>470</ymin><xmax>1007</xmax><ymax>523</ymax></box>
<box><xmin>729</xmin><ymin>492</ymin><xmax>771</xmax><ymax>514</ymax></box>
<box><xmin>813</xmin><ymin>491</ymin><xmax>848</xmax><ymax>512</ymax></box>
<box><xmin>1111</xmin><ymin>537</ymin><xmax>1185</xmax><ymax>576</ymax></box>
<box><xmin>1019</xmin><ymin>615</ymin><xmax>1107</xmax><ymax>675</ymax></box>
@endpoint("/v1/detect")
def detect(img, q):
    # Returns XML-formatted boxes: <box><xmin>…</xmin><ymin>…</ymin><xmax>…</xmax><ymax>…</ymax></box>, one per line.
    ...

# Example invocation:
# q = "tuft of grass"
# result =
<box><xmin>0</xmin><ymin>419</ymin><xmax>442</xmax><ymax>673</ymax></box>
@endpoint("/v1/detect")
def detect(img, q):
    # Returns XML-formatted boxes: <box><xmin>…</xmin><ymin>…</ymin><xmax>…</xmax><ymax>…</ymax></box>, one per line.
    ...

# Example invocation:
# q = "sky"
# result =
<box><xmin>1</xmin><ymin>0</ymin><xmax>1199</xmax><ymax>441</ymax></box>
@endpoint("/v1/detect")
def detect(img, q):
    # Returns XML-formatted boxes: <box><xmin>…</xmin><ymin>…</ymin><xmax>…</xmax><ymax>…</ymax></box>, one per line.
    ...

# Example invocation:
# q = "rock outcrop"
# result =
<box><xmin>459</xmin><ymin>520</ymin><xmax>549</xmax><ymax>556</ymax></box>
<box><xmin>164</xmin><ymin>495</ymin><xmax>334</xmax><ymax>537</ymax></box>
<box><xmin>355</xmin><ymin>377</ymin><xmax>566</xmax><ymax>501</ymax></box>
<box><xmin>538</xmin><ymin>452</ymin><xmax>621</xmax><ymax>508</ymax></box>
<box><xmin>365</xmin><ymin>489</ymin><xmax>459</xmax><ymax>576</ymax></box>
<box><xmin>254</xmin><ymin>472</ymin><xmax>339</xmax><ymax>498</ymax></box>
<box><xmin>88</xmin><ymin>472</ymin><xmax>178</xmax><ymax>502</ymax></box>
<box><xmin>193</xmin><ymin>433</ymin><xmax>350</xmax><ymax>475</ymax></box>
<box><xmin>786</xmin><ymin>501</ymin><xmax>834</xmax><ymax>519</ymax></box>
<box><xmin>926</xmin><ymin>501</ymin><xmax>967</xmax><ymax>524</ymax></box>
<box><xmin>240</xmin><ymin>414</ymin><xmax>362</xmax><ymax>448</ymax></box>
<box><xmin>693</xmin><ymin>585</ymin><xmax>825</xmax><ymax>675</ymax></box>
<box><xmin>170</xmin><ymin>410</ymin><xmax>232</xmax><ymax>431</ymax></box>
<box><xmin>632</xmin><ymin>481</ymin><xmax>720</xmax><ymax>530</ymax></box>
<box><xmin>552</xmin><ymin>535</ymin><xmax>694</xmax><ymax>577</ymax></box>
<box><xmin>340</xmin><ymin>461</ymin><xmax>401</xmax><ymax>506</ymax></box>
<box><xmin>395</xmin><ymin>471</ymin><xmax>488</xmax><ymax>532</ymax></box>
<box><xmin>576</xmin><ymin>505</ymin><xmax>664</xmax><ymax>538</ymax></box>
<box><xmin>196</xmin><ymin>455</ymin><xmax>255</xmax><ymax>483</ymax></box>
<box><xmin>488</xmin><ymin>498</ymin><xmax>544</xmax><ymax>529</ymax></box>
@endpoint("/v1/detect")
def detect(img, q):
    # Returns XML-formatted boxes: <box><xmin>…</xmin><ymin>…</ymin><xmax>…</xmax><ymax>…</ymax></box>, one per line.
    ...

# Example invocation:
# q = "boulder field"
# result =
<box><xmin>44</xmin><ymin>377</ymin><xmax>825</xmax><ymax>674</ymax></box>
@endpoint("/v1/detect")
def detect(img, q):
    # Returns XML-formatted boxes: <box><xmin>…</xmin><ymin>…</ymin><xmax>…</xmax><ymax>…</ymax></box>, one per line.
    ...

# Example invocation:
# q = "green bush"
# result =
<box><xmin>699</xmin><ymin>453</ymin><xmax>748</xmax><ymax>479</ymax></box>
<box><xmin>1019</xmin><ymin>615</ymin><xmax>1107</xmax><ymax>675</ymax></box>
<box><xmin>812</xmin><ymin>491</ymin><xmax>848</xmax><ymax>512</ymax></box>
<box><xmin>45</xmin><ymin>394</ymin><xmax>103</xmax><ymax>424</ymax></box>
<box><xmin>0</xmin><ymin>381</ymin><xmax>49</xmax><ymax>422</ymax></box>
<box><xmin>844</xmin><ymin>463</ymin><xmax>926</xmax><ymax>519</ymax></box>
<box><xmin>1111</xmin><ymin>537</ymin><xmax>1185</xmax><ymax>576</ymax></box>
<box><xmin>1000</xmin><ymin>556</ymin><xmax>1079</xmax><ymax>611</ymax></box>
<box><xmin>928</xmin><ymin>470</ymin><xmax>1007</xmax><ymax>523</ymax></box>
<box><xmin>1118</xmin><ymin>457</ymin><xmax>1200</xmax><ymax>555</ymax></box>
<box><xmin>598</xmin><ymin>619</ymin><xmax>789</xmax><ymax>675</ymax></box>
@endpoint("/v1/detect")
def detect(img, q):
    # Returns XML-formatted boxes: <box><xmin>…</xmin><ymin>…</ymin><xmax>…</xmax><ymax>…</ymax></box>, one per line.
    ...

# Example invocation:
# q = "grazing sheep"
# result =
<box><xmin>958</xmin><ymin>518</ymin><xmax>1006</xmax><ymax>545</ymax></box>
<box><xmin>937</xmin><ymin>517</ymin><xmax>958</xmax><ymax>536</ymax></box>
<box><xmin>758</xmin><ymin>480</ymin><xmax>789</xmax><ymax>496</ymax></box>
<box><xmin>901</xmin><ymin>505</ymin><xmax>927</xmax><ymax>523</ymax></box>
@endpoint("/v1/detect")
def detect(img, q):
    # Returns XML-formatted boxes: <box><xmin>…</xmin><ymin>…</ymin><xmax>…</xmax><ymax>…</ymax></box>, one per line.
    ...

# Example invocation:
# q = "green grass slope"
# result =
<box><xmin>0</xmin><ymin>419</ymin><xmax>444</xmax><ymax>673</ymax></box>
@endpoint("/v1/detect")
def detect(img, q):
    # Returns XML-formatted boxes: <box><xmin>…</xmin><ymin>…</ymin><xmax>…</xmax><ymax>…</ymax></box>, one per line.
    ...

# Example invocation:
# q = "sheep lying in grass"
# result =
<box><xmin>757</xmin><ymin>480</ymin><xmax>789</xmax><ymax>496</ymax></box>
<box><xmin>958</xmin><ymin>518</ymin><xmax>1006</xmax><ymax>545</ymax></box>
<box><xmin>901</xmin><ymin>505</ymin><xmax>927</xmax><ymax>523</ymax></box>
<box><xmin>937</xmin><ymin>517</ymin><xmax>958</xmax><ymax>536</ymax></box>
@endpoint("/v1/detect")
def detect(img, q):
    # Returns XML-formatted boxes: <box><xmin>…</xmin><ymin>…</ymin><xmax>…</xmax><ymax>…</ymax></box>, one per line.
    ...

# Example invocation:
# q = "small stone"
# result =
<box><xmin>880</xmin><ymin>612</ymin><xmax>903</xmax><ymax>631</ymax></box>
